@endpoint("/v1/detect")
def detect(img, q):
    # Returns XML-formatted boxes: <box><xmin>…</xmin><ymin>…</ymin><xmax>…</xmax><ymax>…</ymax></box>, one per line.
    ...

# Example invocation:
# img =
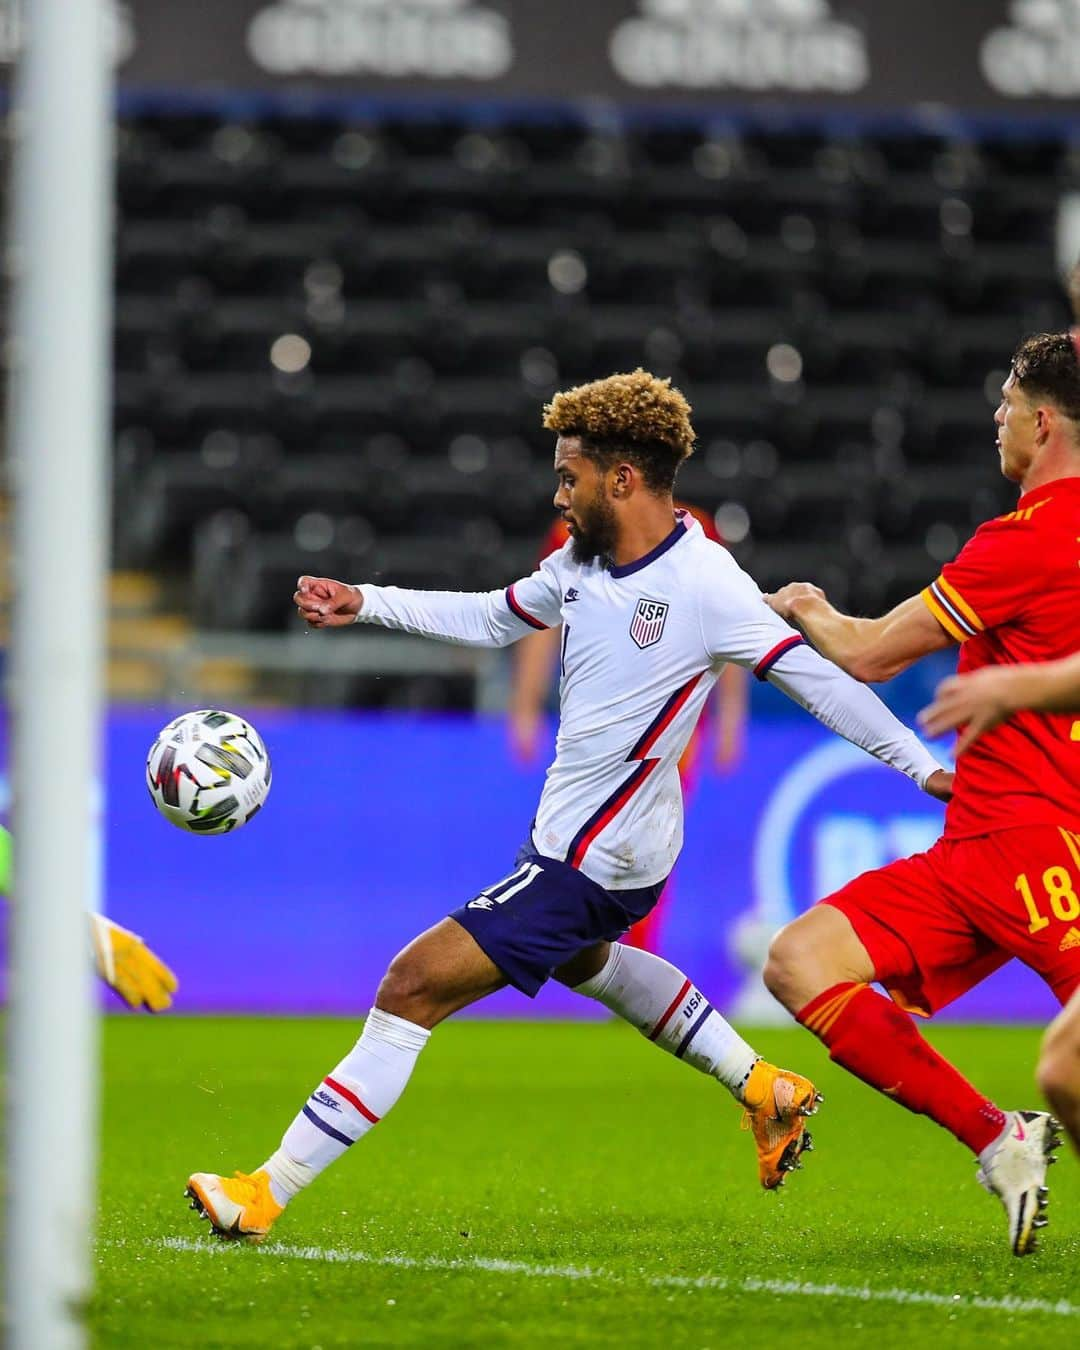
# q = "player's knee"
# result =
<box><xmin>764</xmin><ymin>914</ymin><xmax>857</xmax><ymax>1013</ymax></box>
<box><xmin>375</xmin><ymin>950</ymin><xmax>437</xmax><ymax>1022</ymax></box>
<box><xmin>762</xmin><ymin>926</ymin><xmax>808</xmax><ymax>1012</ymax></box>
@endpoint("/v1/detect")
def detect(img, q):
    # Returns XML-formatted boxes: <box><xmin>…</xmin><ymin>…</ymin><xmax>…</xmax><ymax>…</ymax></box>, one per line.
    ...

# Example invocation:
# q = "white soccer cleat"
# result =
<box><xmin>976</xmin><ymin>1110</ymin><xmax>1062</xmax><ymax>1255</ymax></box>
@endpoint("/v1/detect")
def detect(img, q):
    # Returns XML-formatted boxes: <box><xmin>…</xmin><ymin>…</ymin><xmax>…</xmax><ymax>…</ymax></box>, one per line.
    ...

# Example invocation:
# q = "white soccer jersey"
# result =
<box><xmin>356</xmin><ymin>512</ymin><xmax>942</xmax><ymax>890</ymax></box>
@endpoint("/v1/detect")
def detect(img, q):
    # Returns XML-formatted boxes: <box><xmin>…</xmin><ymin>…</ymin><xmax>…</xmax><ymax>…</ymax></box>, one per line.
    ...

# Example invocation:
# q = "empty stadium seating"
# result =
<box><xmin>107</xmin><ymin>108</ymin><xmax>1072</xmax><ymax>701</ymax></box>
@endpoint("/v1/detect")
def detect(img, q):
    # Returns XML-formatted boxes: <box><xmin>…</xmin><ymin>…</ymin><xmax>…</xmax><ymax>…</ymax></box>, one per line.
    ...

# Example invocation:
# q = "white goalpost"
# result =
<box><xmin>6</xmin><ymin>1</ymin><xmax>113</xmax><ymax>1345</ymax></box>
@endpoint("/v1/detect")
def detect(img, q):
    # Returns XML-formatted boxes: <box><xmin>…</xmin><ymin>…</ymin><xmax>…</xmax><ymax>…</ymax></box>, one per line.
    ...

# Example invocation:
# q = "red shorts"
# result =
<box><xmin>823</xmin><ymin>825</ymin><xmax>1080</xmax><ymax>1016</ymax></box>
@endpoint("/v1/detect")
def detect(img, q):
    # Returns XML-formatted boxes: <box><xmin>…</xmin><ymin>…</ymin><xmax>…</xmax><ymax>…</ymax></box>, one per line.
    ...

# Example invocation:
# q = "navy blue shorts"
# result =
<box><xmin>450</xmin><ymin>844</ymin><xmax>667</xmax><ymax>997</ymax></box>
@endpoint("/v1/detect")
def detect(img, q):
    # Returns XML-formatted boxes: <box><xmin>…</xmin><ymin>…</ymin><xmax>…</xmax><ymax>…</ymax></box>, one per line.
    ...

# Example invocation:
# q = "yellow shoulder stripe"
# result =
<box><xmin>921</xmin><ymin>587</ymin><xmax>966</xmax><ymax>643</ymax></box>
<box><xmin>936</xmin><ymin>576</ymin><xmax>984</xmax><ymax>632</ymax></box>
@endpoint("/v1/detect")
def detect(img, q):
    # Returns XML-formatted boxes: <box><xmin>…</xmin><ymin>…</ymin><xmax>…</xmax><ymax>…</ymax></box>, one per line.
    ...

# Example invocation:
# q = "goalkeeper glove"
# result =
<box><xmin>89</xmin><ymin>912</ymin><xmax>178</xmax><ymax>1012</ymax></box>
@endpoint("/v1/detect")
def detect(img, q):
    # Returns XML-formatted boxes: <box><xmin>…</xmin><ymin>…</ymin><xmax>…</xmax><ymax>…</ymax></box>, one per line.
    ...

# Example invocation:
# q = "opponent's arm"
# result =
<box><xmin>765</xmin><ymin>588</ymin><xmax>954</xmax><ymax>683</ymax></box>
<box><xmin>294</xmin><ymin>572</ymin><xmax>560</xmax><ymax>649</ymax></box>
<box><xmin>920</xmin><ymin>653</ymin><xmax>1080</xmax><ymax>754</ymax></box>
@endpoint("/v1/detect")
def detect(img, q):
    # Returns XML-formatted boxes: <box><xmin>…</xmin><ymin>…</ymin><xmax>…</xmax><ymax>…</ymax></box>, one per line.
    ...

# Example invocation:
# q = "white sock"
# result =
<box><xmin>261</xmin><ymin>1007</ymin><xmax>430</xmax><ymax>1206</ymax></box>
<box><xmin>575</xmin><ymin>943</ymin><xmax>758</xmax><ymax>1099</ymax></box>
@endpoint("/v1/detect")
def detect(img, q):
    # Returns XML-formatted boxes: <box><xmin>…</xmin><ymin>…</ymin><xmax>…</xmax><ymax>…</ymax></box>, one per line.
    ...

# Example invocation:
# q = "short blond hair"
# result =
<box><xmin>543</xmin><ymin>368</ymin><xmax>695</xmax><ymax>491</ymax></box>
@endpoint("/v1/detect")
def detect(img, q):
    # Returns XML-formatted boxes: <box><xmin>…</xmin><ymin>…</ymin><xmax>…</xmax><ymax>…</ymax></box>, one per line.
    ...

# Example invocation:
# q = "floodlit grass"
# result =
<box><xmin>93</xmin><ymin>1018</ymin><xmax>1079</xmax><ymax>1348</ymax></box>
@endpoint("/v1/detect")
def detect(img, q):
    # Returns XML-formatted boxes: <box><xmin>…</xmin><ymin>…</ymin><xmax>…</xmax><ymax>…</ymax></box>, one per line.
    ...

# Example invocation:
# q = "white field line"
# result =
<box><xmin>111</xmin><ymin>1236</ymin><xmax>1080</xmax><ymax>1320</ymax></box>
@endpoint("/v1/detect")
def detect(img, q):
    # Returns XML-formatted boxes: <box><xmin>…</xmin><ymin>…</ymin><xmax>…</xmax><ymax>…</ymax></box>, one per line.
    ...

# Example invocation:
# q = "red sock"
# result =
<box><xmin>798</xmin><ymin>982</ymin><xmax>1006</xmax><ymax>1155</ymax></box>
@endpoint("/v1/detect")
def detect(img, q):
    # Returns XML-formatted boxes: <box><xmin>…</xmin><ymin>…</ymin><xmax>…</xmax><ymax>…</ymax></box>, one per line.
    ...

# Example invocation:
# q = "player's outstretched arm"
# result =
<box><xmin>700</xmin><ymin>557</ymin><xmax>948</xmax><ymax>795</ymax></box>
<box><xmin>89</xmin><ymin>912</ymin><xmax>178</xmax><ymax>1013</ymax></box>
<box><xmin>919</xmin><ymin>653</ymin><xmax>1080</xmax><ymax>755</ymax></box>
<box><xmin>296</xmin><ymin>565</ymin><xmax>563</xmax><ymax>649</ymax></box>
<box><xmin>763</xmin><ymin>642</ymin><xmax>951</xmax><ymax>800</ymax></box>
<box><xmin>766</xmin><ymin>587</ymin><xmax>953</xmax><ymax>683</ymax></box>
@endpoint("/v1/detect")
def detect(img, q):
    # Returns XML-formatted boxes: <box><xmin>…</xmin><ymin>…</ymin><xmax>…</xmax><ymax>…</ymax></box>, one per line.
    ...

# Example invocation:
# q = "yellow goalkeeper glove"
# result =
<box><xmin>2</xmin><ymin>827</ymin><xmax>176</xmax><ymax>1011</ymax></box>
<box><xmin>89</xmin><ymin>912</ymin><xmax>178</xmax><ymax>1012</ymax></box>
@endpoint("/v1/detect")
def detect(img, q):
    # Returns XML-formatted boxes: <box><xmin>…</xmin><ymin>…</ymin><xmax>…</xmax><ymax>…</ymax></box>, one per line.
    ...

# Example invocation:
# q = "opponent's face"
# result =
<box><xmin>994</xmin><ymin>371</ymin><xmax>1038</xmax><ymax>484</ymax></box>
<box><xmin>553</xmin><ymin>437</ymin><xmax>618</xmax><ymax>566</ymax></box>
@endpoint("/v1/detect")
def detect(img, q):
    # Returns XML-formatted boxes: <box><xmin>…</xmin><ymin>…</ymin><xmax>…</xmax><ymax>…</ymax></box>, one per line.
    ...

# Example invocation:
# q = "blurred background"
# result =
<box><xmin>1</xmin><ymin>0</ymin><xmax>1078</xmax><ymax>1020</ymax></box>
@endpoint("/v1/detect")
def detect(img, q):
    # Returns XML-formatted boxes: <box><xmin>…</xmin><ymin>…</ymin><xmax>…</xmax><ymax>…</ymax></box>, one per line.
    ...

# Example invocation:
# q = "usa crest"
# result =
<box><xmin>629</xmin><ymin>598</ymin><xmax>669</xmax><ymax>649</ymax></box>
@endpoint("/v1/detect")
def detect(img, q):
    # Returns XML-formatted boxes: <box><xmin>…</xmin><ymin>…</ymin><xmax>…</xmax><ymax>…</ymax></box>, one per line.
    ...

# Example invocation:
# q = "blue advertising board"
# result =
<box><xmin>0</xmin><ymin>705</ymin><xmax>1062</xmax><ymax>1022</ymax></box>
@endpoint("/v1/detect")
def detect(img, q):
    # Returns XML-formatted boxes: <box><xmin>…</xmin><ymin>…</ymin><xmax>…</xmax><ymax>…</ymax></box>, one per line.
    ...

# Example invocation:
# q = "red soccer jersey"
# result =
<box><xmin>921</xmin><ymin>476</ymin><xmax>1080</xmax><ymax>838</ymax></box>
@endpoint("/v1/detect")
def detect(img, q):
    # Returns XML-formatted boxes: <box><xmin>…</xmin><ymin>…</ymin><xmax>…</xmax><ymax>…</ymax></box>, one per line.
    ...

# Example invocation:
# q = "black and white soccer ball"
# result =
<box><xmin>146</xmin><ymin>709</ymin><xmax>272</xmax><ymax>834</ymax></box>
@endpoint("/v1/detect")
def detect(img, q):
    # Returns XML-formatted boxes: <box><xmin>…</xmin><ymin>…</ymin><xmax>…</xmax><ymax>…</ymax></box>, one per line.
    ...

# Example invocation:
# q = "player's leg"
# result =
<box><xmin>555</xmin><ymin>941</ymin><xmax>759</xmax><ymax>1097</ymax></box>
<box><xmin>958</xmin><ymin>826</ymin><xmax>1080</xmax><ymax>1157</ymax></box>
<box><xmin>555</xmin><ymin>940</ymin><xmax>819</xmax><ymax>1189</ymax></box>
<box><xmin>1037</xmin><ymin>987</ymin><xmax>1080</xmax><ymax>1153</ymax></box>
<box><xmin>765</xmin><ymin>845</ymin><xmax>1059</xmax><ymax>1255</ymax></box>
<box><xmin>765</xmin><ymin>903</ymin><xmax>1009</xmax><ymax>1153</ymax></box>
<box><xmin>187</xmin><ymin>917</ymin><xmax>506</xmax><ymax>1241</ymax></box>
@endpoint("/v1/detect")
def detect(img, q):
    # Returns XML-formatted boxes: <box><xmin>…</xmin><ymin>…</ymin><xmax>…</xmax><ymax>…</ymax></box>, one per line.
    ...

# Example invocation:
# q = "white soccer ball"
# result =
<box><xmin>146</xmin><ymin>709</ymin><xmax>271</xmax><ymax>834</ymax></box>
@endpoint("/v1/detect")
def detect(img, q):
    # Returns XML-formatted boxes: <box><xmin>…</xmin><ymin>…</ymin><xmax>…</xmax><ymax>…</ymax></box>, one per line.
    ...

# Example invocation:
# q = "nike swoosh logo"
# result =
<box><xmin>1013</xmin><ymin>1118</ymin><xmax>1026</xmax><ymax>1142</ymax></box>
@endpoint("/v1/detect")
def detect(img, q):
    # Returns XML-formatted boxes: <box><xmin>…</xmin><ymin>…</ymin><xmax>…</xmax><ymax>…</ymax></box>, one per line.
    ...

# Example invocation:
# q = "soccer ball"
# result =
<box><xmin>146</xmin><ymin>709</ymin><xmax>271</xmax><ymax>834</ymax></box>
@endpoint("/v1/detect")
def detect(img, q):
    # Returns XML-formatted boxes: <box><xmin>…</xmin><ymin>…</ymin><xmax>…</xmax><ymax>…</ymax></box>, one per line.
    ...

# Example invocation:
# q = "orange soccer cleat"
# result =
<box><xmin>185</xmin><ymin>1168</ymin><xmax>284</xmax><ymax>1244</ymax></box>
<box><xmin>740</xmin><ymin>1060</ymin><xmax>822</xmax><ymax>1190</ymax></box>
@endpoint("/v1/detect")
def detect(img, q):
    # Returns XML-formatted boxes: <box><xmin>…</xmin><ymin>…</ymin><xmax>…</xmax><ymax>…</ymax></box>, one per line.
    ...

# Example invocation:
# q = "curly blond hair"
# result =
<box><xmin>542</xmin><ymin>368</ymin><xmax>695</xmax><ymax>492</ymax></box>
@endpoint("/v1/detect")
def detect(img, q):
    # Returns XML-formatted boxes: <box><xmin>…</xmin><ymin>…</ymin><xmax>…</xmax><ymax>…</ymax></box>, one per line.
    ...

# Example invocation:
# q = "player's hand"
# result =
<box><xmin>919</xmin><ymin>668</ymin><xmax>1016</xmax><ymax>756</ymax></box>
<box><xmin>764</xmin><ymin>582</ymin><xmax>826</xmax><ymax>623</ymax></box>
<box><xmin>294</xmin><ymin>575</ymin><xmax>363</xmax><ymax>628</ymax></box>
<box><xmin>89</xmin><ymin>913</ymin><xmax>178</xmax><ymax>1012</ymax></box>
<box><xmin>922</xmin><ymin>769</ymin><xmax>954</xmax><ymax>802</ymax></box>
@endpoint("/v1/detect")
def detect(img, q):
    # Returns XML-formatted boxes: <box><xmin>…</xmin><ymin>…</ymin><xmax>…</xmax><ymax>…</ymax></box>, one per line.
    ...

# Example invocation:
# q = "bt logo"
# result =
<box><xmin>729</xmin><ymin>737</ymin><xmax>950</xmax><ymax>1021</ymax></box>
<box><xmin>751</xmin><ymin>739</ymin><xmax>950</xmax><ymax>928</ymax></box>
<box><xmin>811</xmin><ymin>813</ymin><xmax>938</xmax><ymax>899</ymax></box>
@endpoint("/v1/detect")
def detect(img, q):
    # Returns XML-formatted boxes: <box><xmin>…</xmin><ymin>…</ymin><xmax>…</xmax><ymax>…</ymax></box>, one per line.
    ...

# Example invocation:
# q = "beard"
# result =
<box><xmin>567</xmin><ymin>490</ymin><xmax>618</xmax><ymax>567</ymax></box>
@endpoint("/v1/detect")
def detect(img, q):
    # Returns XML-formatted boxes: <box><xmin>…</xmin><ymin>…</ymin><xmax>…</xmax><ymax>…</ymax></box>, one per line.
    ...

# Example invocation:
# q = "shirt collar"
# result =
<box><xmin>608</xmin><ymin>515</ymin><xmax>689</xmax><ymax>579</ymax></box>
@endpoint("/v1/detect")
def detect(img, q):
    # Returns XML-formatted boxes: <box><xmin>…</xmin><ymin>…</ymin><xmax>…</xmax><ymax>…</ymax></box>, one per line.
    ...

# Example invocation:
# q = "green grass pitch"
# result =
<box><xmin>93</xmin><ymin>1017</ymin><xmax>1080</xmax><ymax>1348</ymax></box>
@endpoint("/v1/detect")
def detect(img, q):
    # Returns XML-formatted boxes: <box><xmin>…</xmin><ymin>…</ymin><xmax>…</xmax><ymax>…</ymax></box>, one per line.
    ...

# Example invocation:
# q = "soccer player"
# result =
<box><xmin>762</xmin><ymin>333</ymin><xmax>1080</xmax><ymax>1254</ymax></box>
<box><xmin>508</xmin><ymin>504</ymin><xmax>747</xmax><ymax>952</ymax></box>
<box><xmin>187</xmin><ymin>370</ymin><xmax>948</xmax><ymax>1243</ymax></box>
<box><xmin>920</xmin><ymin>654</ymin><xmax>1080</xmax><ymax>1156</ymax></box>
<box><xmin>0</xmin><ymin>821</ymin><xmax>177</xmax><ymax>1011</ymax></box>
